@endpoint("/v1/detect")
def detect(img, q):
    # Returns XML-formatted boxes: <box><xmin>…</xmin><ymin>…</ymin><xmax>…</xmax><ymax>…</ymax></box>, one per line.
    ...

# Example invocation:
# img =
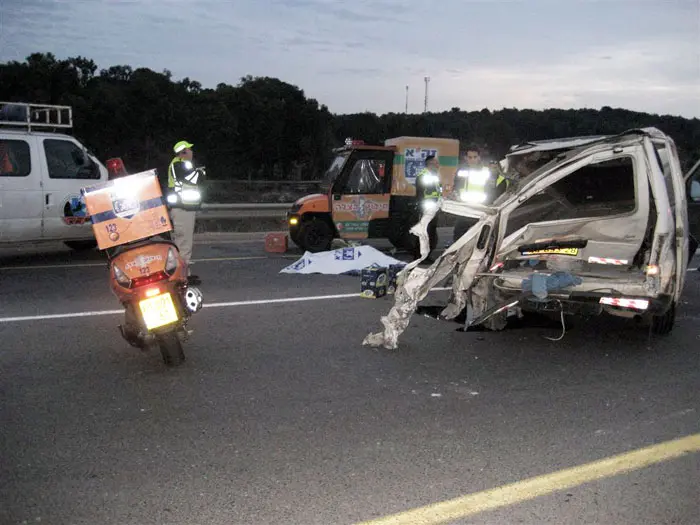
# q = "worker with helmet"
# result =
<box><xmin>167</xmin><ymin>140</ymin><xmax>205</xmax><ymax>282</ymax></box>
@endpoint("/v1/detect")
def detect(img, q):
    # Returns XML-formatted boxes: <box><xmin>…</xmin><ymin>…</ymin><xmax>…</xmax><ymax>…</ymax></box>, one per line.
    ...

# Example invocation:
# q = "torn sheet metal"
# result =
<box><xmin>363</xmin><ymin>200</ymin><xmax>495</xmax><ymax>350</ymax></box>
<box><xmin>280</xmin><ymin>245</ymin><xmax>404</xmax><ymax>275</ymax></box>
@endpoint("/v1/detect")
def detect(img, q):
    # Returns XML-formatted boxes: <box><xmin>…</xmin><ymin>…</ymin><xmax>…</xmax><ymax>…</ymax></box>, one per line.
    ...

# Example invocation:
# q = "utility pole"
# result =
<box><xmin>405</xmin><ymin>85</ymin><xmax>409</xmax><ymax>113</ymax></box>
<box><xmin>423</xmin><ymin>76</ymin><xmax>430</xmax><ymax>113</ymax></box>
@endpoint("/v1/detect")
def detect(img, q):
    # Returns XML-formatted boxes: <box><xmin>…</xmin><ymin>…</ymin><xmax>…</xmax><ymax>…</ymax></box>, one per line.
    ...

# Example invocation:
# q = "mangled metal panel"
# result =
<box><xmin>364</xmin><ymin>127</ymin><xmax>686</xmax><ymax>350</ymax></box>
<box><xmin>362</xmin><ymin>201</ymin><xmax>496</xmax><ymax>350</ymax></box>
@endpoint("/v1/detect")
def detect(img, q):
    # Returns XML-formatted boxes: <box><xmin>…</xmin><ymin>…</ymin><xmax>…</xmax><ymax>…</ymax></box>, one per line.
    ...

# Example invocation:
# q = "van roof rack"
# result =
<box><xmin>0</xmin><ymin>101</ymin><xmax>73</xmax><ymax>132</ymax></box>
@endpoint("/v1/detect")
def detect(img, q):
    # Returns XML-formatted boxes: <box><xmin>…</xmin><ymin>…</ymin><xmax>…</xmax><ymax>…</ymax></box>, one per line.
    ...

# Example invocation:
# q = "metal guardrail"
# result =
<box><xmin>210</xmin><ymin>180</ymin><xmax>321</xmax><ymax>185</ymax></box>
<box><xmin>198</xmin><ymin>202</ymin><xmax>293</xmax><ymax>218</ymax></box>
<box><xmin>201</xmin><ymin>203</ymin><xmax>293</xmax><ymax>209</ymax></box>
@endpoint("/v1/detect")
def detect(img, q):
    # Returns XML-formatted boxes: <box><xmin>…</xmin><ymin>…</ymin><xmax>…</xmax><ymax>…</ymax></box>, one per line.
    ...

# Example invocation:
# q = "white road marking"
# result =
<box><xmin>0</xmin><ymin>288</ymin><xmax>452</xmax><ymax>324</ymax></box>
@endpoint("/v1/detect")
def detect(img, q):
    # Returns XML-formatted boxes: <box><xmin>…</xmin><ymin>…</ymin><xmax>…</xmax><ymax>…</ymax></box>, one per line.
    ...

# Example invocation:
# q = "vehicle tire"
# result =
<box><xmin>297</xmin><ymin>218</ymin><xmax>333</xmax><ymax>253</ymax></box>
<box><xmin>64</xmin><ymin>240</ymin><xmax>98</xmax><ymax>251</ymax></box>
<box><xmin>289</xmin><ymin>227</ymin><xmax>301</xmax><ymax>248</ymax></box>
<box><xmin>157</xmin><ymin>331</ymin><xmax>186</xmax><ymax>367</ymax></box>
<box><xmin>651</xmin><ymin>302</ymin><xmax>676</xmax><ymax>335</ymax></box>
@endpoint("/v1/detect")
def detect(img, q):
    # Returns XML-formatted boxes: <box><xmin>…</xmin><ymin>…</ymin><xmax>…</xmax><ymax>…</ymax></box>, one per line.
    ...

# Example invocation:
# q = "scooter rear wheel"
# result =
<box><xmin>157</xmin><ymin>331</ymin><xmax>186</xmax><ymax>367</ymax></box>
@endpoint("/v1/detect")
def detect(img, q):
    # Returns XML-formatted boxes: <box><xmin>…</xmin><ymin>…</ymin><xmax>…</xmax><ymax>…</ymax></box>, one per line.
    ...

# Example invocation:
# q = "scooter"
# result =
<box><xmin>82</xmin><ymin>159</ymin><xmax>204</xmax><ymax>367</ymax></box>
<box><xmin>107</xmin><ymin>234</ymin><xmax>203</xmax><ymax>365</ymax></box>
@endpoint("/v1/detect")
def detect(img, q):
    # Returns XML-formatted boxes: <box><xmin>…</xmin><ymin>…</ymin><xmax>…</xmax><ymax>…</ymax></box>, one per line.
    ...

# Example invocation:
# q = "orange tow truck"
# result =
<box><xmin>286</xmin><ymin>136</ymin><xmax>460</xmax><ymax>255</ymax></box>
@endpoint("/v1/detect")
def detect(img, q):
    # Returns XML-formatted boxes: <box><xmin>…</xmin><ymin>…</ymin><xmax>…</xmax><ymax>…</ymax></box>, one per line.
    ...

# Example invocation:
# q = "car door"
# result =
<box><xmin>39</xmin><ymin>136</ymin><xmax>103</xmax><ymax>240</ymax></box>
<box><xmin>495</xmin><ymin>143</ymin><xmax>651</xmax><ymax>266</ymax></box>
<box><xmin>331</xmin><ymin>150</ymin><xmax>393</xmax><ymax>240</ymax></box>
<box><xmin>0</xmin><ymin>135</ymin><xmax>43</xmax><ymax>242</ymax></box>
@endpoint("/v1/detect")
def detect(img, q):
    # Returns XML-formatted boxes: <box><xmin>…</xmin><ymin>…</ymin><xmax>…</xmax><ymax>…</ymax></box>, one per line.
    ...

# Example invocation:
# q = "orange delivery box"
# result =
<box><xmin>80</xmin><ymin>169</ymin><xmax>173</xmax><ymax>250</ymax></box>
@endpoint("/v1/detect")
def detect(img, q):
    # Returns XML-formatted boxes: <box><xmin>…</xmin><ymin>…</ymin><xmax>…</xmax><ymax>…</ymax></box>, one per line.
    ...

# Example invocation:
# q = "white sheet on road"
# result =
<box><xmin>280</xmin><ymin>245</ymin><xmax>405</xmax><ymax>275</ymax></box>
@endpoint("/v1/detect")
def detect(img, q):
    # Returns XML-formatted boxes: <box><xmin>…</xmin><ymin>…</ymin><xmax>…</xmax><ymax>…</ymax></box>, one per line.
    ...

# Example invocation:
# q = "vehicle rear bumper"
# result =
<box><xmin>492</xmin><ymin>273</ymin><xmax>672</xmax><ymax>316</ymax></box>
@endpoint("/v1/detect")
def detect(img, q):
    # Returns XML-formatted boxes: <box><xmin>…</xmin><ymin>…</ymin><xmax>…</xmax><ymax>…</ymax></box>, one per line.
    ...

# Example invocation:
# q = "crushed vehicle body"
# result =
<box><xmin>364</xmin><ymin>127</ymin><xmax>689</xmax><ymax>350</ymax></box>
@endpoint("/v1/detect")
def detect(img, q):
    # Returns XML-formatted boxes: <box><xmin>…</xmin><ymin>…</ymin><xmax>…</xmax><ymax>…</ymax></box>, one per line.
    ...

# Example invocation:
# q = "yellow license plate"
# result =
<box><xmin>523</xmin><ymin>247</ymin><xmax>579</xmax><ymax>256</ymax></box>
<box><xmin>139</xmin><ymin>292</ymin><xmax>179</xmax><ymax>330</ymax></box>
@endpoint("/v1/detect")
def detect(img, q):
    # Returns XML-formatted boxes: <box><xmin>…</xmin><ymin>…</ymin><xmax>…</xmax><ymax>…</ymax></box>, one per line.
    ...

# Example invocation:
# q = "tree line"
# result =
<box><xmin>1</xmin><ymin>52</ymin><xmax>699</xmax><ymax>181</ymax></box>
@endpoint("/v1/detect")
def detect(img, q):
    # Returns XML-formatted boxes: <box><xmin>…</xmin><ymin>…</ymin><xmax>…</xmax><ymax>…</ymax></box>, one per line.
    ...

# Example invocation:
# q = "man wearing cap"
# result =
<box><xmin>168</xmin><ymin>140</ymin><xmax>204</xmax><ymax>281</ymax></box>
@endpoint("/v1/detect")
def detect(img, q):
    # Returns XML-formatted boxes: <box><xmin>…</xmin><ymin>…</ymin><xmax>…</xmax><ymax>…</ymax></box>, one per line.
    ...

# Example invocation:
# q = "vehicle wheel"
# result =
<box><xmin>64</xmin><ymin>240</ymin><xmax>98</xmax><ymax>251</ymax></box>
<box><xmin>651</xmin><ymin>302</ymin><xmax>676</xmax><ymax>335</ymax></box>
<box><xmin>157</xmin><ymin>331</ymin><xmax>186</xmax><ymax>367</ymax></box>
<box><xmin>297</xmin><ymin>218</ymin><xmax>333</xmax><ymax>253</ymax></box>
<box><xmin>289</xmin><ymin>227</ymin><xmax>301</xmax><ymax>247</ymax></box>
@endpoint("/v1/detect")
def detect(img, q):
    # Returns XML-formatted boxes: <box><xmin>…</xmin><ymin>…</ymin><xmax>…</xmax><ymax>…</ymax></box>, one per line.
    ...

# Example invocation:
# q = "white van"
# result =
<box><xmin>0</xmin><ymin>101</ymin><xmax>109</xmax><ymax>250</ymax></box>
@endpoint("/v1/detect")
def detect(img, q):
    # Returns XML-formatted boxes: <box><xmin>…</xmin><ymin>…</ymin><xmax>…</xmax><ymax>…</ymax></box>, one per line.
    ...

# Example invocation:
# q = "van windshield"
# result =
<box><xmin>321</xmin><ymin>153</ymin><xmax>349</xmax><ymax>191</ymax></box>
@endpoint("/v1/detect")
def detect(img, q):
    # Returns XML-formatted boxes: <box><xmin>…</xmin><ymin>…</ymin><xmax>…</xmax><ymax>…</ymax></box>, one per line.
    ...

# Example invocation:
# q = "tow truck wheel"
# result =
<box><xmin>289</xmin><ymin>227</ymin><xmax>301</xmax><ymax>248</ymax></box>
<box><xmin>651</xmin><ymin>301</ymin><xmax>676</xmax><ymax>335</ymax></box>
<box><xmin>297</xmin><ymin>217</ymin><xmax>333</xmax><ymax>253</ymax></box>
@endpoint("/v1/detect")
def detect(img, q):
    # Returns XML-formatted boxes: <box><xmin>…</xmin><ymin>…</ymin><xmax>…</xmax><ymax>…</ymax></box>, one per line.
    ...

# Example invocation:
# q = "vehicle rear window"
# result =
<box><xmin>505</xmin><ymin>156</ymin><xmax>636</xmax><ymax>238</ymax></box>
<box><xmin>0</xmin><ymin>139</ymin><xmax>31</xmax><ymax>177</ymax></box>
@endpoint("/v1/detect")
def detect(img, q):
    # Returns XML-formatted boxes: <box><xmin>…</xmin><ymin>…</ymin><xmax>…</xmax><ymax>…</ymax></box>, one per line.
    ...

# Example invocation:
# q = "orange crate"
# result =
<box><xmin>265</xmin><ymin>232</ymin><xmax>288</xmax><ymax>253</ymax></box>
<box><xmin>81</xmin><ymin>169</ymin><xmax>172</xmax><ymax>250</ymax></box>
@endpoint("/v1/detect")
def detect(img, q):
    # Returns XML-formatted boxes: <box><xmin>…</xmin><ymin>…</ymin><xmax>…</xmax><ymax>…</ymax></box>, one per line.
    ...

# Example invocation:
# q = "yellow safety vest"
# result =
<box><xmin>416</xmin><ymin>168</ymin><xmax>441</xmax><ymax>200</ymax></box>
<box><xmin>455</xmin><ymin>166</ymin><xmax>506</xmax><ymax>204</ymax></box>
<box><xmin>168</xmin><ymin>157</ymin><xmax>200</xmax><ymax>190</ymax></box>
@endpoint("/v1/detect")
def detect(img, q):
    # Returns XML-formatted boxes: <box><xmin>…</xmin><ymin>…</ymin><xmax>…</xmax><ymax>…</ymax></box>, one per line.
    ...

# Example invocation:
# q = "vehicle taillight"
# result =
<box><xmin>131</xmin><ymin>271</ymin><xmax>169</xmax><ymax>288</ymax></box>
<box><xmin>106</xmin><ymin>157</ymin><xmax>127</xmax><ymax>179</ymax></box>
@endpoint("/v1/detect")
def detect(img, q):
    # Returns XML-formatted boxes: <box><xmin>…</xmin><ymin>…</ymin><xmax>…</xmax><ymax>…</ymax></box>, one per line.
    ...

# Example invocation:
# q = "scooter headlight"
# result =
<box><xmin>165</xmin><ymin>247</ymin><xmax>178</xmax><ymax>274</ymax></box>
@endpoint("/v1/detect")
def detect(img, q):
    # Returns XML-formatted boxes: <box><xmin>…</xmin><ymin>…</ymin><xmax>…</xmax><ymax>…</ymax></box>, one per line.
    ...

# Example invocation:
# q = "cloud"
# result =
<box><xmin>1</xmin><ymin>0</ymin><xmax>698</xmax><ymax>117</ymax></box>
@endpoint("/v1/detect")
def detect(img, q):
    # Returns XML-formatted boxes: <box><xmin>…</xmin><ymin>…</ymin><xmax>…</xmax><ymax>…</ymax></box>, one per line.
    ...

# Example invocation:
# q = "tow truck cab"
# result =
<box><xmin>287</xmin><ymin>136</ymin><xmax>460</xmax><ymax>254</ymax></box>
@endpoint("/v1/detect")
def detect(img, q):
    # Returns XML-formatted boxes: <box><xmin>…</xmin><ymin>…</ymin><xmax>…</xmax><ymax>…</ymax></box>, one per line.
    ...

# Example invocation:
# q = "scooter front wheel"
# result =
<box><xmin>157</xmin><ymin>331</ymin><xmax>186</xmax><ymax>367</ymax></box>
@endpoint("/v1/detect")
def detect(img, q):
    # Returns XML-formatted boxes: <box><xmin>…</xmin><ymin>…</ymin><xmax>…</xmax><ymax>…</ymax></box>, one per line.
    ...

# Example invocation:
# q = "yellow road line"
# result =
<box><xmin>356</xmin><ymin>433</ymin><xmax>700</xmax><ymax>525</ymax></box>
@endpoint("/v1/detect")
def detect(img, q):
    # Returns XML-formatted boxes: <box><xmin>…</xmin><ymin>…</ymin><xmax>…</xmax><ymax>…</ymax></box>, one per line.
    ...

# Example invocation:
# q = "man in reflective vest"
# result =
<box><xmin>453</xmin><ymin>147</ymin><xmax>507</xmax><ymax>205</ymax></box>
<box><xmin>167</xmin><ymin>140</ymin><xmax>204</xmax><ymax>280</ymax></box>
<box><xmin>450</xmin><ymin>147</ymin><xmax>508</xmax><ymax>244</ymax></box>
<box><xmin>415</xmin><ymin>154</ymin><xmax>442</xmax><ymax>214</ymax></box>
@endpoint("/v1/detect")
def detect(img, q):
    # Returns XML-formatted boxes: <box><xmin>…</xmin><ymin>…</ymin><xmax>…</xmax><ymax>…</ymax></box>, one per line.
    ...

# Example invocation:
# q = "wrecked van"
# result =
<box><xmin>364</xmin><ymin>128</ymin><xmax>689</xmax><ymax>350</ymax></box>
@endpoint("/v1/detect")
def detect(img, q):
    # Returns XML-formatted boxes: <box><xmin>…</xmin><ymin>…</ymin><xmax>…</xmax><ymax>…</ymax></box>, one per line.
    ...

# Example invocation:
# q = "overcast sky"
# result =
<box><xmin>2</xmin><ymin>0</ymin><xmax>699</xmax><ymax>117</ymax></box>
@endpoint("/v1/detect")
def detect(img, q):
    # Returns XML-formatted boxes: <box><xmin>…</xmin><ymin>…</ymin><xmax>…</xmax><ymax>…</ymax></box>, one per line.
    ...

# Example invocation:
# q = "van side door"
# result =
<box><xmin>0</xmin><ymin>135</ymin><xmax>43</xmax><ymax>242</ymax></box>
<box><xmin>38</xmin><ymin>136</ymin><xmax>103</xmax><ymax>240</ymax></box>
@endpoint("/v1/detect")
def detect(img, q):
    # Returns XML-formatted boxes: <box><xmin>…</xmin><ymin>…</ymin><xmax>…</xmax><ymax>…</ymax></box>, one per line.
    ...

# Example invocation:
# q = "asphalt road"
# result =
<box><xmin>1</xmin><ymin>232</ymin><xmax>699</xmax><ymax>525</ymax></box>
